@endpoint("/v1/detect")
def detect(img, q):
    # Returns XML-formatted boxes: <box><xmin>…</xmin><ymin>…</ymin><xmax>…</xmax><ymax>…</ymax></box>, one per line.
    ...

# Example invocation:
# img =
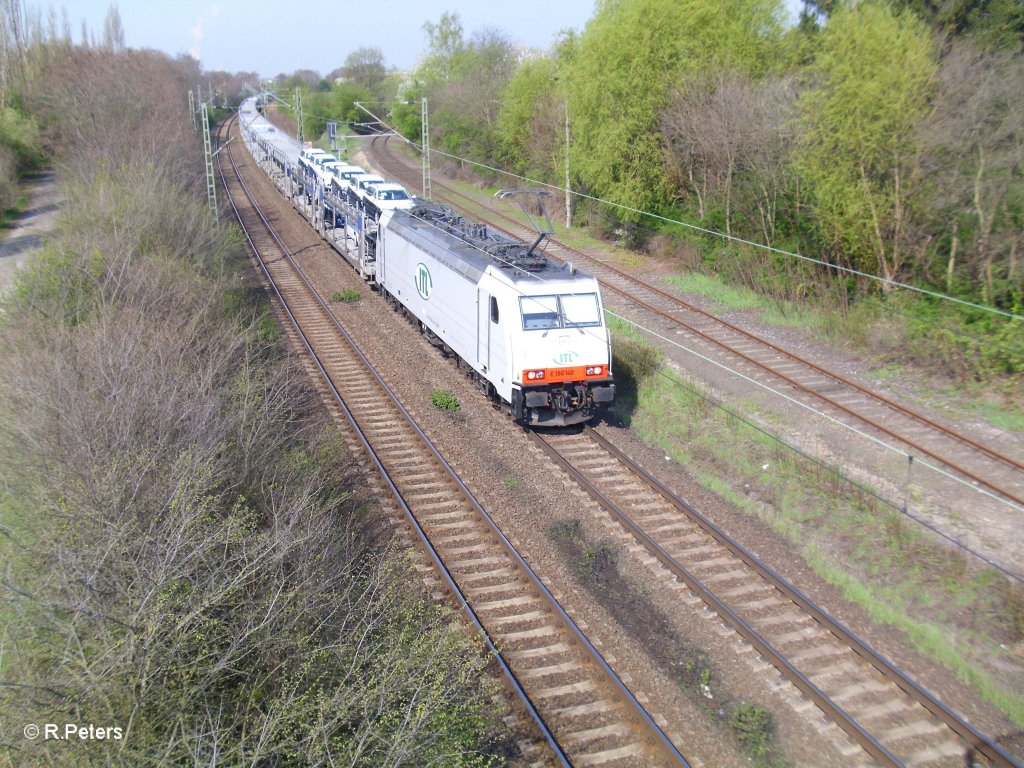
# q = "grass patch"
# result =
<box><xmin>224</xmin><ymin>283</ymin><xmax>280</xmax><ymax>344</ymax></box>
<box><xmin>865</xmin><ymin>362</ymin><xmax>905</xmax><ymax>382</ymax></box>
<box><xmin>430</xmin><ymin>389</ymin><xmax>460</xmax><ymax>412</ymax></box>
<box><xmin>0</xmin><ymin>192</ymin><xmax>29</xmax><ymax>229</ymax></box>
<box><xmin>867</xmin><ymin>357</ymin><xmax>1024</xmax><ymax>433</ymax></box>
<box><xmin>951</xmin><ymin>387</ymin><xmax>1024</xmax><ymax>433</ymax></box>
<box><xmin>330</xmin><ymin>287</ymin><xmax>362</xmax><ymax>304</ymax></box>
<box><xmin>664</xmin><ymin>271</ymin><xmax>821</xmax><ymax>331</ymax></box>
<box><xmin>731</xmin><ymin>703</ymin><xmax>775</xmax><ymax>761</ymax></box>
<box><xmin>549</xmin><ymin>217</ymin><xmax>628</xmax><ymax>256</ymax></box>
<box><xmin>605</xmin><ymin>313</ymin><xmax>664</xmax><ymax>426</ymax></box>
<box><xmin>615</xmin><ymin>326</ymin><xmax>1024</xmax><ymax>728</ymax></box>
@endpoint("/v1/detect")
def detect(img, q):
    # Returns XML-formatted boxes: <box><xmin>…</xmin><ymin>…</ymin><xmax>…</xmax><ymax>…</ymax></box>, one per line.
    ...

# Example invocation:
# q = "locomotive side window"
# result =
<box><xmin>520</xmin><ymin>295</ymin><xmax>559</xmax><ymax>330</ymax></box>
<box><xmin>560</xmin><ymin>293</ymin><xmax>601</xmax><ymax>327</ymax></box>
<box><xmin>490</xmin><ymin>296</ymin><xmax>499</xmax><ymax>324</ymax></box>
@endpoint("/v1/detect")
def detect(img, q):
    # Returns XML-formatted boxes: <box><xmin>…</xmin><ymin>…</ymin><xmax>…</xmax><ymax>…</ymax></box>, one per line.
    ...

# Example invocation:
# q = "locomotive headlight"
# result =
<box><xmin>594</xmin><ymin>366</ymin><xmax>602</xmax><ymax>375</ymax></box>
<box><xmin>527</xmin><ymin>371</ymin><xmax>536</xmax><ymax>380</ymax></box>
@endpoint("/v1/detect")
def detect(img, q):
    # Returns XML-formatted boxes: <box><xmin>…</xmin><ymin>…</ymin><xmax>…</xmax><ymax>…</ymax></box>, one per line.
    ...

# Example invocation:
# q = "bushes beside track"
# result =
<box><xmin>0</xmin><ymin>105</ymin><xmax>42</xmax><ymax>218</ymax></box>
<box><xmin>0</xmin><ymin>46</ymin><xmax>509</xmax><ymax>767</ymax></box>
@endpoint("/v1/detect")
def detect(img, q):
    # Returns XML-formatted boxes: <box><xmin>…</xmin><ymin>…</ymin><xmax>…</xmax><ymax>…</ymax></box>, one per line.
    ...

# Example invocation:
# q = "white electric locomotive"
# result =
<box><xmin>241</xmin><ymin>101</ymin><xmax>615</xmax><ymax>425</ymax></box>
<box><xmin>376</xmin><ymin>202</ymin><xmax>614</xmax><ymax>426</ymax></box>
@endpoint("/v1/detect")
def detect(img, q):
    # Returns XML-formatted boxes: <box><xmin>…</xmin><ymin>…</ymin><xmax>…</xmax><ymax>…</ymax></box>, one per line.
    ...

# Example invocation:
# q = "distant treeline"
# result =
<box><xmin>264</xmin><ymin>0</ymin><xmax>1021</xmax><ymax>380</ymax></box>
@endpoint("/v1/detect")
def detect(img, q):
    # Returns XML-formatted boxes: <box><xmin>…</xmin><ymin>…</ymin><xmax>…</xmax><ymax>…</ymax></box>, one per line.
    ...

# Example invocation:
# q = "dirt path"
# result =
<box><xmin>0</xmin><ymin>170</ymin><xmax>61</xmax><ymax>293</ymax></box>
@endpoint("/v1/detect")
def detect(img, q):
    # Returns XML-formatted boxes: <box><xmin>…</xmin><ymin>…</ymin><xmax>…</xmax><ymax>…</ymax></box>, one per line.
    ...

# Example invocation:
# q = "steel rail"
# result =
<box><xmin>372</xmin><ymin>132</ymin><xmax>1024</xmax><ymax>478</ymax></box>
<box><xmin>368</xmin><ymin>134</ymin><xmax>1024</xmax><ymax>509</ymax></box>
<box><xmin>220</xmin><ymin>114</ymin><xmax>693</xmax><ymax>768</ymax></box>
<box><xmin>526</xmin><ymin>429</ymin><xmax>901</xmax><ymax>767</ymax></box>
<box><xmin>216</xmin><ymin>115</ymin><xmax>569</xmax><ymax>767</ymax></box>
<box><xmin>527</xmin><ymin>423</ymin><xmax>1021</xmax><ymax>768</ymax></box>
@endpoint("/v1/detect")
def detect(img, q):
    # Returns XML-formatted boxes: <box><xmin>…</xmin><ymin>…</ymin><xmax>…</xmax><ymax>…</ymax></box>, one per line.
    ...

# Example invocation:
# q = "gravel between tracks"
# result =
<box><xmin>359</xmin><ymin>140</ymin><xmax>1024</xmax><ymax>746</ymax></box>
<box><xmin>235</xmin><ymin>134</ymin><xmax>1020</xmax><ymax>766</ymax></box>
<box><xmin>374</xmin><ymin>139</ymin><xmax>1024</xmax><ymax>575</ymax></box>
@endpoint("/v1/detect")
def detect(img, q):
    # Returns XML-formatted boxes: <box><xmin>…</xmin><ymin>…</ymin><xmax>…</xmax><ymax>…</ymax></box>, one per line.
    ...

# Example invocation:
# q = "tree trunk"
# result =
<box><xmin>860</xmin><ymin>160</ymin><xmax>895</xmax><ymax>287</ymax></box>
<box><xmin>725</xmin><ymin>154</ymin><xmax>734</xmax><ymax>238</ymax></box>
<box><xmin>1009</xmin><ymin>232</ymin><xmax>1018</xmax><ymax>283</ymax></box>
<box><xmin>946</xmin><ymin>218</ymin><xmax>959</xmax><ymax>292</ymax></box>
<box><xmin>687</xmin><ymin>162</ymin><xmax>705</xmax><ymax>220</ymax></box>
<box><xmin>973</xmin><ymin>146</ymin><xmax>994</xmax><ymax>276</ymax></box>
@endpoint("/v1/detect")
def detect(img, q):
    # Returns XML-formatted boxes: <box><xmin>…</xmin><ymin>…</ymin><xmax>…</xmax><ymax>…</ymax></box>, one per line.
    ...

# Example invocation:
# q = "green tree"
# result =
<box><xmin>565</xmin><ymin>0</ymin><xmax>783</xmax><ymax>222</ymax></box>
<box><xmin>422</xmin><ymin>11</ymin><xmax>466</xmax><ymax>81</ymax></box>
<box><xmin>496</xmin><ymin>55</ymin><xmax>562</xmax><ymax>179</ymax></box>
<box><xmin>303</xmin><ymin>80</ymin><xmax>374</xmax><ymax>143</ymax></box>
<box><xmin>795</xmin><ymin>0</ymin><xmax>936</xmax><ymax>284</ymax></box>
<box><xmin>435</xmin><ymin>28</ymin><xmax>518</xmax><ymax>160</ymax></box>
<box><xmin>339</xmin><ymin>45</ymin><xmax>387</xmax><ymax>92</ymax></box>
<box><xmin>918</xmin><ymin>41</ymin><xmax>1024</xmax><ymax>307</ymax></box>
<box><xmin>392</xmin><ymin>13</ymin><xmax>467</xmax><ymax>144</ymax></box>
<box><xmin>890</xmin><ymin>0</ymin><xmax>1024</xmax><ymax>51</ymax></box>
<box><xmin>394</xmin><ymin>14</ymin><xmax>518</xmax><ymax>164</ymax></box>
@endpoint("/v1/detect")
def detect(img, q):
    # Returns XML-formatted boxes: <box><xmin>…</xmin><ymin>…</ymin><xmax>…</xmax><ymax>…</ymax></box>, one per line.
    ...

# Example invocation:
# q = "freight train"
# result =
<box><xmin>241</xmin><ymin>100</ymin><xmax>614</xmax><ymax>426</ymax></box>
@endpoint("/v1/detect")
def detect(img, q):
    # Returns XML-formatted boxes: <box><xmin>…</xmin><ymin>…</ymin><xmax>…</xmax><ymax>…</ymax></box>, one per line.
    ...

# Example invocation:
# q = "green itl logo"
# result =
<box><xmin>415</xmin><ymin>263</ymin><xmax>432</xmax><ymax>300</ymax></box>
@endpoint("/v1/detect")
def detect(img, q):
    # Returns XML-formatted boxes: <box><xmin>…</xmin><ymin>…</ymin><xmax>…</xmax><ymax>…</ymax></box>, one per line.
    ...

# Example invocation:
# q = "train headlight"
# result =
<box><xmin>527</xmin><ymin>371</ymin><xmax>535</xmax><ymax>380</ymax></box>
<box><xmin>586</xmin><ymin>366</ymin><xmax>603</xmax><ymax>376</ymax></box>
<box><xmin>525</xmin><ymin>369</ymin><xmax>544</xmax><ymax>381</ymax></box>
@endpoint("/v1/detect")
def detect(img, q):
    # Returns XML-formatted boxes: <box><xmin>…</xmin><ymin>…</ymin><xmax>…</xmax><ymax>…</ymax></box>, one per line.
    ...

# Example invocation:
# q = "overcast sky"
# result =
<box><xmin>56</xmin><ymin>1</ymin><xmax>801</xmax><ymax>79</ymax></box>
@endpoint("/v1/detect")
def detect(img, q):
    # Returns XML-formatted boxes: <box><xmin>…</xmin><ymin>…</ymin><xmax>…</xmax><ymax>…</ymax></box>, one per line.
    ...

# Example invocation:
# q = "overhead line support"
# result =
<box><xmin>201</xmin><ymin>102</ymin><xmax>218</xmax><ymax>221</ymax></box>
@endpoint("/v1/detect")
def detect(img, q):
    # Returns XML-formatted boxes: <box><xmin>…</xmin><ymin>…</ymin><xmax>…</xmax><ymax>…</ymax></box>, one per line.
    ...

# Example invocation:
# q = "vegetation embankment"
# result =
<box><xmin>608</xmin><ymin>316</ymin><xmax>1024</xmax><ymax>728</ymax></box>
<box><xmin>0</xmin><ymin>17</ymin><xmax>510</xmax><ymax>768</ymax></box>
<box><xmin>267</xmin><ymin>0</ymin><xmax>1021</xmax><ymax>394</ymax></box>
<box><xmin>0</xmin><ymin>99</ymin><xmax>43</xmax><ymax>226</ymax></box>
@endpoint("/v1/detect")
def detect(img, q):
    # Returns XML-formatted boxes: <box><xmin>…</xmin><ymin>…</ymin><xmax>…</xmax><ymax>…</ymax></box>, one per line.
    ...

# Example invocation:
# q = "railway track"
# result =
<box><xmin>526</xmin><ymin>425</ymin><xmax>1020</xmax><ymax>768</ymax></box>
<box><xmin>366</xmin><ymin>135</ymin><xmax>1024</xmax><ymax>519</ymax></box>
<box><xmin>217</xmin><ymin>115</ymin><xmax>690</xmax><ymax>768</ymax></box>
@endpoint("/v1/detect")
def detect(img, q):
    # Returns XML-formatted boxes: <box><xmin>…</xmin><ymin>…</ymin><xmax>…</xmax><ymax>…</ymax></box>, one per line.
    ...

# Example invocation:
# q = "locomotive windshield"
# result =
<box><xmin>560</xmin><ymin>293</ymin><xmax>601</xmax><ymax>327</ymax></box>
<box><xmin>520</xmin><ymin>295</ymin><xmax>559</xmax><ymax>329</ymax></box>
<box><xmin>520</xmin><ymin>293</ymin><xmax>601</xmax><ymax>330</ymax></box>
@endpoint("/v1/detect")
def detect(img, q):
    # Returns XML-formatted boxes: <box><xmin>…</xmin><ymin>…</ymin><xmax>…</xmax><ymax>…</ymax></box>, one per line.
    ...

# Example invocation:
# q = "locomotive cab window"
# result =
<box><xmin>520</xmin><ymin>295</ymin><xmax>559</xmax><ymax>330</ymax></box>
<box><xmin>560</xmin><ymin>293</ymin><xmax>601</xmax><ymax>327</ymax></box>
<box><xmin>490</xmin><ymin>296</ymin><xmax>499</xmax><ymax>324</ymax></box>
<box><xmin>519</xmin><ymin>293</ymin><xmax>600</xmax><ymax>330</ymax></box>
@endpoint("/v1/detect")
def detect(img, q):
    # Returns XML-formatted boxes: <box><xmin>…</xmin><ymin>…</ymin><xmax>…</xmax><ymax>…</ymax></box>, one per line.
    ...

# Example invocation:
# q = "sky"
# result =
<box><xmin>57</xmin><ymin>0</ymin><xmax>598</xmax><ymax>78</ymax></box>
<box><xmin>57</xmin><ymin>1</ymin><xmax>802</xmax><ymax>80</ymax></box>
